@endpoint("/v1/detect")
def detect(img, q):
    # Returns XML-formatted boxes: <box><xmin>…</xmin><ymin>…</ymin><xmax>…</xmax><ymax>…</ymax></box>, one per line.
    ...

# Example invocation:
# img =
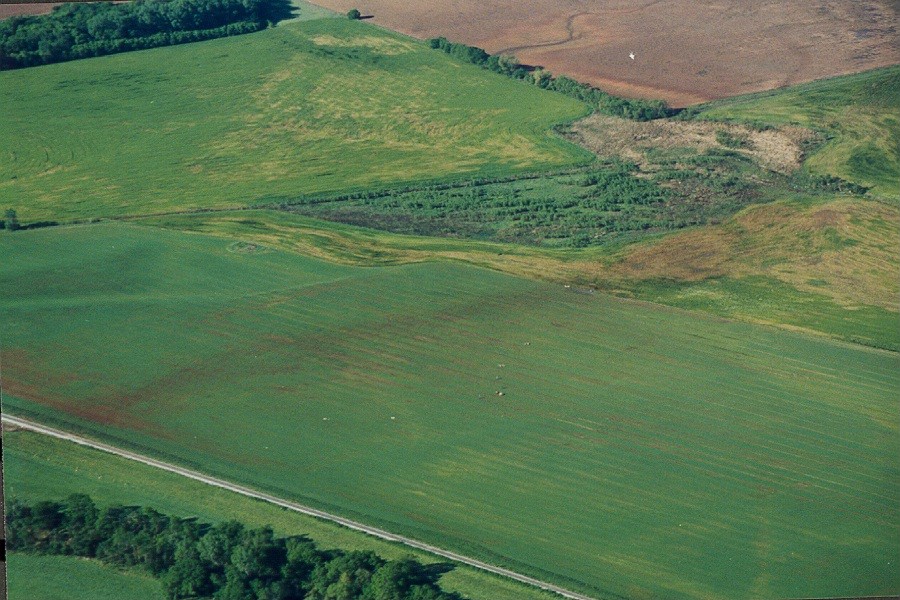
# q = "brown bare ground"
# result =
<box><xmin>562</xmin><ymin>113</ymin><xmax>817</xmax><ymax>173</ymax></box>
<box><xmin>309</xmin><ymin>0</ymin><xmax>900</xmax><ymax>106</ymax></box>
<box><xmin>0</xmin><ymin>1</ymin><xmax>127</xmax><ymax>19</ymax></box>
<box><xmin>0</xmin><ymin>3</ymin><xmax>62</xmax><ymax>18</ymax></box>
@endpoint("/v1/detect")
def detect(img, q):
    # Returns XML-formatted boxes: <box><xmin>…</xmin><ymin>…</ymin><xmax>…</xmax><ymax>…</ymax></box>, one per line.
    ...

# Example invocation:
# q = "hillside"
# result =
<box><xmin>0</xmin><ymin>17</ymin><xmax>590</xmax><ymax>221</ymax></box>
<box><xmin>306</xmin><ymin>0</ymin><xmax>900</xmax><ymax>106</ymax></box>
<box><xmin>2</xmin><ymin>223</ymin><xmax>897</xmax><ymax>600</ymax></box>
<box><xmin>701</xmin><ymin>66</ymin><xmax>900</xmax><ymax>198</ymax></box>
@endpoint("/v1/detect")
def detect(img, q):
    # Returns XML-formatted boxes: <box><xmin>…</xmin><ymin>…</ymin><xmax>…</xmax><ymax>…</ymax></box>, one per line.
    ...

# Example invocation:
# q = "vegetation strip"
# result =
<box><xmin>1</xmin><ymin>414</ymin><xmax>598</xmax><ymax>600</ymax></box>
<box><xmin>426</xmin><ymin>36</ymin><xmax>671</xmax><ymax>121</ymax></box>
<box><xmin>8</xmin><ymin>494</ymin><xmax>461</xmax><ymax>600</ymax></box>
<box><xmin>0</xmin><ymin>0</ymin><xmax>292</xmax><ymax>69</ymax></box>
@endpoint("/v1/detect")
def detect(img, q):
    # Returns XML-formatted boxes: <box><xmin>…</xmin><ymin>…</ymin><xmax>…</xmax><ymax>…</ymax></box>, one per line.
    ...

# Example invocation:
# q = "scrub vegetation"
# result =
<box><xmin>699</xmin><ymin>66</ymin><xmax>900</xmax><ymax>198</ymax></box>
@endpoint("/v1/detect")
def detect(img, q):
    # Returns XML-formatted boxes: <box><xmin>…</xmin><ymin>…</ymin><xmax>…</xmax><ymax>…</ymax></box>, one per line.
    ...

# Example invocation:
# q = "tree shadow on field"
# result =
<box><xmin>262</xmin><ymin>0</ymin><xmax>298</xmax><ymax>25</ymax></box>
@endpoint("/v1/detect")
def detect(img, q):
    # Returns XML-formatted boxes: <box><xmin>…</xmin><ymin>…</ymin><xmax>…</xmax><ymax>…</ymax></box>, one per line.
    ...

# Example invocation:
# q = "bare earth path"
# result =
<box><xmin>1</xmin><ymin>413</ymin><xmax>598</xmax><ymax>600</ymax></box>
<box><xmin>308</xmin><ymin>0</ymin><xmax>900</xmax><ymax>106</ymax></box>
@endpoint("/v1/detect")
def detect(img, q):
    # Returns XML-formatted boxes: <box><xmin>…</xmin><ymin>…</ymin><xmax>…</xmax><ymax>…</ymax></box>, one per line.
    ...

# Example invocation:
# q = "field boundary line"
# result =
<box><xmin>1</xmin><ymin>413</ymin><xmax>600</xmax><ymax>600</ymax></box>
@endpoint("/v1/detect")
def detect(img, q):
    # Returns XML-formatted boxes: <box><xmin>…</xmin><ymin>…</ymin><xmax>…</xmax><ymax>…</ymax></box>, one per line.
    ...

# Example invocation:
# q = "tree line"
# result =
<box><xmin>426</xmin><ymin>37</ymin><xmax>672</xmax><ymax>121</ymax></box>
<box><xmin>7</xmin><ymin>494</ymin><xmax>462</xmax><ymax>600</ymax></box>
<box><xmin>0</xmin><ymin>0</ymin><xmax>293</xmax><ymax>70</ymax></box>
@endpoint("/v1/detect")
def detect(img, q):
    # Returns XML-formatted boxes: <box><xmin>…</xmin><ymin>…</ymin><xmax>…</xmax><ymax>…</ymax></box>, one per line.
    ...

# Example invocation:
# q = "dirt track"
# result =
<box><xmin>308</xmin><ymin>0</ymin><xmax>900</xmax><ymax>106</ymax></box>
<box><xmin>2</xmin><ymin>414</ymin><xmax>599</xmax><ymax>600</ymax></box>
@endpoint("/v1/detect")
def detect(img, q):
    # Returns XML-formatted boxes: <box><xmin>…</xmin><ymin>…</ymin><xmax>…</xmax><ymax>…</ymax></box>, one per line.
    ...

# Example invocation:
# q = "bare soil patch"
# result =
<box><xmin>562</xmin><ymin>113</ymin><xmax>817</xmax><ymax>173</ymax></box>
<box><xmin>0</xmin><ymin>3</ymin><xmax>62</xmax><ymax>18</ymax></box>
<box><xmin>308</xmin><ymin>0</ymin><xmax>900</xmax><ymax>106</ymax></box>
<box><xmin>0</xmin><ymin>1</ymin><xmax>128</xmax><ymax>18</ymax></box>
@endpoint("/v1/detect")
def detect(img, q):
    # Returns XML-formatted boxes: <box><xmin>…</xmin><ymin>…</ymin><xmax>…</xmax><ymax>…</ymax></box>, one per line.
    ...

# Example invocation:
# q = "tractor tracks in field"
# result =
<box><xmin>1</xmin><ymin>414</ymin><xmax>602</xmax><ymax>600</ymax></box>
<box><xmin>494</xmin><ymin>1</ymin><xmax>666</xmax><ymax>56</ymax></box>
<box><xmin>495</xmin><ymin>11</ymin><xmax>591</xmax><ymax>55</ymax></box>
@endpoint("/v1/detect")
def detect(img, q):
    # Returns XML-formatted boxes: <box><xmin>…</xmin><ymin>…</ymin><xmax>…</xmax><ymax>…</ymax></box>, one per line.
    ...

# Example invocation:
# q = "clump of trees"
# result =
<box><xmin>0</xmin><ymin>0</ymin><xmax>294</xmax><ymax>70</ymax></box>
<box><xmin>426</xmin><ymin>37</ymin><xmax>672</xmax><ymax>121</ymax></box>
<box><xmin>7</xmin><ymin>494</ymin><xmax>461</xmax><ymax>600</ymax></box>
<box><xmin>1</xmin><ymin>208</ymin><xmax>19</xmax><ymax>230</ymax></box>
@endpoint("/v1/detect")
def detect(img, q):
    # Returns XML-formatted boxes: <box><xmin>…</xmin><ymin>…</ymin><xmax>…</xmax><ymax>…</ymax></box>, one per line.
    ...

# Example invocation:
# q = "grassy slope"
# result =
<box><xmin>2</xmin><ymin>223</ymin><xmax>898</xmax><ymax>600</ymax></box>
<box><xmin>6</xmin><ymin>553</ymin><xmax>164</xmax><ymax>600</ymax></box>
<box><xmin>140</xmin><ymin>200</ymin><xmax>900</xmax><ymax>350</ymax></box>
<box><xmin>701</xmin><ymin>66</ymin><xmax>900</xmax><ymax>199</ymax></box>
<box><xmin>3</xmin><ymin>431</ymin><xmax>554</xmax><ymax>600</ymax></box>
<box><xmin>0</xmin><ymin>18</ymin><xmax>590</xmax><ymax>222</ymax></box>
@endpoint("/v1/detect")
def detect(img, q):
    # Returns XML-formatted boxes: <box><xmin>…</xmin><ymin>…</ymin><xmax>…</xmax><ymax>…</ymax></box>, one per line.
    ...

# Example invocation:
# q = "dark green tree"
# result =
<box><xmin>4</xmin><ymin>208</ymin><xmax>19</xmax><ymax>230</ymax></box>
<box><xmin>347</xmin><ymin>8</ymin><xmax>362</xmax><ymax>20</ymax></box>
<box><xmin>165</xmin><ymin>546</ymin><xmax>211</xmax><ymax>599</ymax></box>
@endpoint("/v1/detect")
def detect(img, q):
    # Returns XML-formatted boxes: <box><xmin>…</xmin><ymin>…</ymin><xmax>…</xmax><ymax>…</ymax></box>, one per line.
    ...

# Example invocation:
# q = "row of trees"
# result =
<box><xmin>426</xmin><ymin>37</ymin><xmax>672</xmax><ymax>121</ymax></box>
<box><xmin>7</xmin><ymin>494</ymin><xmax>461</xmax><ymax>600</ymax></box>
<box><xmin>0</xmin><ymin>0</ymin><xmax>292</xmax><ymax>69</ymax></box>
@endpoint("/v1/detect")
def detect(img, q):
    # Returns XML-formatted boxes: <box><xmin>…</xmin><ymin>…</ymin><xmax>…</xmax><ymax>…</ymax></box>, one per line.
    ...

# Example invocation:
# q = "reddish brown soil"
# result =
<box><xmin>309</xmin><ymin>0</ymin><xmax>900</xmax><ymax>106</ymax></box>
<box><xmin>0</xmin><ymin>3</ymin><xmax>63</xmax><ymax>18</ymax></box>
<box><xmin>0</xmin><ymin>1</ymin><xmax>126</xmax><ymax>19</ymax></box>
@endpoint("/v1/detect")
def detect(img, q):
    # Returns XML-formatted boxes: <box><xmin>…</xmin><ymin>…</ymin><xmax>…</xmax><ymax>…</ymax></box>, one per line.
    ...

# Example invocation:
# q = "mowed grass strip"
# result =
<box><xmin>1</xmin><ymin>223</ymin><xmax>898</xmax><ymax>600</ymax></box>
<box><xmin>0</xmin><ymin>18</ymin><xmax>590</xmax><ymax>222</ymax></box>
<box><xmin>6</xmin><ymin>553</ymin><xmax>164</xmax><ymax>600</ymax></box>
<box><xmin>3</xmin><ymin>430</ymin><xmax>557</xmax><ymax>600</ymax></box>
<box><xmin>701</xmin><ymin>66</ymin><xmax>900</xmax><ymax>198</ymax></box>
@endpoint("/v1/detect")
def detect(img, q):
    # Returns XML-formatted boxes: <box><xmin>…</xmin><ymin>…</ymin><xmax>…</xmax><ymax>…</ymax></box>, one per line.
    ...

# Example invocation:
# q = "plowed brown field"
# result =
<box><xmin>309</xmin><ymin>0</ymin><xmax>900</xmax><ymax>106</ymax></box>
<box><xmin>0</xmin><ymin>3</ymin><xmax>62</xmax><ymax>18</ymax></box>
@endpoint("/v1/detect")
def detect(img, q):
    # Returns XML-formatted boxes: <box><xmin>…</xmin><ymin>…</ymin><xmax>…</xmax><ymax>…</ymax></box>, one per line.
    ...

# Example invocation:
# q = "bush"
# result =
<box><xmin>3</xmin><ymin>208</ymin><xmax>19</xmax><ymax>231</ymax></box>
<box><xmin>715</xmin><ymin>130</ymin><xmax>753</xmax><ymax>149</ymax></box>
<box><xmin>347</xmin><ymin>8</ymin><xmax>361</xmax><ymax>20</ymax></box>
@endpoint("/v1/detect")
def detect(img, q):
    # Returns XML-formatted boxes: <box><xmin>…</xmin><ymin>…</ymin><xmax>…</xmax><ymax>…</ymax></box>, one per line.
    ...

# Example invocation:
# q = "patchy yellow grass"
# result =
<box><xmin>614</xmin><ymin>199</ymin><xmax>899</xmax><ymax>310</ymax></box>
<box><xmin>139</xmin><ymin>193</ymin><xmax>899</xmax><ymax>315</ymax></box>
<box><xmin>310</xmin><ymin>33</ymin><xmax>416</xmax><ymax>54</ymax></box>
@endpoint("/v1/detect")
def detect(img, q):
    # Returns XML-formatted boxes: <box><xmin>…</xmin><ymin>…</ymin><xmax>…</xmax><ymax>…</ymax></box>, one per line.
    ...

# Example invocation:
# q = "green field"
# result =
<box><xmin>138</xmin><ymin>200</ymin><xmax>900</xmax><ymax>350</ymax></box>
<box><xmin>2</xmin><ymin>223</ymin><xmax>897</xmax><ymax>600</ymax></box>
<box><xmin>3</xmin><ymin>431</ymin><xmax>555</xmax><ymax>600</ymax></box>
<box><xmin>7</xmin><ymin>553</ymin><xmax>163</xmax><ymax>600</ymax></box>
<box><xmin>0</xmin><ymin>17</ymin><xmax>590</xmax><ymax>222</ymax></box>
<box><xmin>701</xmin><ymin>66</ymin><xmax>900</xmax><ymax>199</ymax></box>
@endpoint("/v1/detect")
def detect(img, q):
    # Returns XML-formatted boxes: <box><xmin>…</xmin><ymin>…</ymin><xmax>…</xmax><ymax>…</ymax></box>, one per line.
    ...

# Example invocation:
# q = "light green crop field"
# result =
<box><xmin>0</xmin><ymin>17</ymin><xmax>590</xmax><ymax>222</ymax></box>
<box><xmin>2</xmin><ymin>223</ymin><xmax>898</xmax><ymax>600</ymax></box>
<box><xmin>3</xmin><ymin>430</ymin><xmax>556</xmax><ymax>600</ymax></box>
<box><xmin>701</xmin><ymin>66</ymin><xmax>900</xmax><ymax>199</ymax></box>
<box><xmin>6</xmin><ymin>553</ymin><xmax>163</xmax><ymax>600</ymax></box>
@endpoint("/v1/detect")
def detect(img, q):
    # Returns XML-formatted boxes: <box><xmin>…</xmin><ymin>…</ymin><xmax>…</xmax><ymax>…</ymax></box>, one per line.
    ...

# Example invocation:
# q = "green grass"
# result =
<box><xmin>0</xmin><ymin>17</ymin><xmax>590</xmax><ymax>222</ymax></box>
<box><xmin>625</xmin><ymin>275</ymin><xmax>900</xmax><ymax>351</ymax></box>
<box><xmin>7</xmin><ymin>553</ymin><xmax>163</xmax><ymax>600</ymax></box>
<box><xmin>700</xmin><ymin>66</ymin><xmax>900</xmax><ymax>199</ymax></box>
<box><xmin>137</xmin><ymin>201</ymin><xmax>899</xmax><ymax>350</ymax></box>
<box><xmin>2</xmin><ymin>223</ymin><xmax>898</xmax><ymax>600</ymax></box>
<box><xmin>2</xmin><ymin>431</ymin><xmax>556</xmax><ymax>600</ymax></box>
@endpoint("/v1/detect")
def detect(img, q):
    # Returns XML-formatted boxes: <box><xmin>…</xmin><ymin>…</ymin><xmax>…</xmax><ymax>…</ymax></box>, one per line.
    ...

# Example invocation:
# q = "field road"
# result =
<box><xmin>1</xmin><ymin>413</ymin><xmax>599</xmax><ymax>600</ymax></box>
